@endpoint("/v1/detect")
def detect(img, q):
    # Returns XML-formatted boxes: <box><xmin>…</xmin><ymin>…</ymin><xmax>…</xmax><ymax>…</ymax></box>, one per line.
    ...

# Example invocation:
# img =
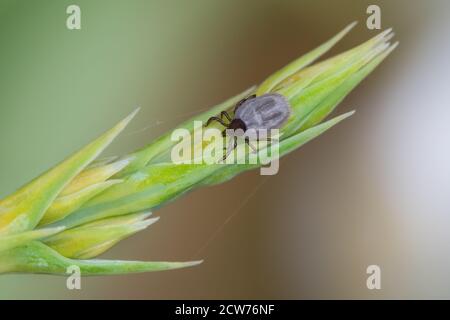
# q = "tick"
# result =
<box><xmin>204</xmin><ymin>93</ymin><xmax>291</xmax><ymax>161</ymax></box>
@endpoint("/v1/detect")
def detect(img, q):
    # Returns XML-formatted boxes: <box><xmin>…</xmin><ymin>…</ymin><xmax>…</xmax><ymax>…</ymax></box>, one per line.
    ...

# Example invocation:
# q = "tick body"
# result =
<box><xmin>205</xmin><ymin>93</ymin><xmax>291</xmax><ymax>161</ymax></box>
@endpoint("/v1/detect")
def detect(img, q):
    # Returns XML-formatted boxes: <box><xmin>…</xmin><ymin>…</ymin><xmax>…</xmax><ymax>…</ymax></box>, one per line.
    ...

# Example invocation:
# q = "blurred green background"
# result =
<box><xmin>1</xmin><ymin>0</ymin><xmax>450</xmax><ymax>299</ymax></box>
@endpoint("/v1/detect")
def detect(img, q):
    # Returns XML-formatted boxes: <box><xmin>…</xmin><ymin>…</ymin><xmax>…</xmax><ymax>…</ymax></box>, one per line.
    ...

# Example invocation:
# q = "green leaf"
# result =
<box><xmin>299</xmin><ymin>42</ymin><xmax>398</xmax><ymax>131</ymax></box>
<box><xmin>281</xmin><ymin>43</ymin><xmax>389</xmax><ymax>136</ymax></box>
<box><xmin>45</xmin><ymin>212</ymin><xmax>157</xmax><ymax>259</ymax></box>
<box><xmin>0</xmin><ymin>241</ymin><xmax>202</xmax><ymax>275</ymax></box>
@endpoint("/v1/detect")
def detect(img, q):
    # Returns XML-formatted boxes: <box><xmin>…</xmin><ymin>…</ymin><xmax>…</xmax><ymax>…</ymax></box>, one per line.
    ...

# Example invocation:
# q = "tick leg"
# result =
<box><xmin>222</xmin><ymin>136</ymin><xmax>237</xmax><ymax>162</ymax></box>
<box><xmin>245</xmin><ymin>137</ymin><xmax>258</xmax><ymax>153</ymax></box>
<box><xmin>220</xmin><ymin>111</ymin><xmax>232</xmax><ymax>122</ymax></box>
<box><xmin>234</xmin><ymin>94</ymin><xmax>257</xmax><ymax>113</ymax></box>
<box><xmin>256</xmin><ymin>132</ymin><xmax>273</xmax><ymax>142</ymax></box>
<box><xmin>205</xmin><ymin>116</ymin><xmax>228</xmax><ymax>128</ymax></box>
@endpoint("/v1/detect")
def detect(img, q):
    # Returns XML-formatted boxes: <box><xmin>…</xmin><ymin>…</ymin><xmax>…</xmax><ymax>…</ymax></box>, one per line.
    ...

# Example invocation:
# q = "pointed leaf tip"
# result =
<box><xmin>256</xmin><ymin>21</ymin><xmax>358</xmax><ymax>95</ymax></box>
<box><xmin>0</xmin><ymin>242</ymin><xmax>203</xmax><ymax>275</ymax></box>
<box><xmin>182</xmin><ymin>260</ymin><xmax>204</xmax><ymax>268</ymax></box>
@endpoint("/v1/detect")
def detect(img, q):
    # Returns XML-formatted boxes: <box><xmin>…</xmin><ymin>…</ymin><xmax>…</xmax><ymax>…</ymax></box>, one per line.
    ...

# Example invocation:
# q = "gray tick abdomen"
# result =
<box><xmin>235</xmin><ymin>93</ymin><xmax>291</xmax><ymax>130</ymax></box>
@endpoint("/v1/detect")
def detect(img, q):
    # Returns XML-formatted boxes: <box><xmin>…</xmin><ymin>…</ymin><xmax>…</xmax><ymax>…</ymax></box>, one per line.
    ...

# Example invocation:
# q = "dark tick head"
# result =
<box><xmin>221</xmin><ymin>118</ymin><xmax>247</xmax><ymax>137</ymax></box>
<box><xmin>228</xmin><ymin>118</ymin><xmax>247</xmax><ymax>132</ymax></box>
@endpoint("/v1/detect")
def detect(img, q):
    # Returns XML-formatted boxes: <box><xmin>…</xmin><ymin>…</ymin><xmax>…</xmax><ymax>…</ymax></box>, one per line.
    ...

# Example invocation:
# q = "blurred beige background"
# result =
<box><xmin>1</xmin><ymin>0</ymin><xmax>449</xmax><ymax>299</ymax></box>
